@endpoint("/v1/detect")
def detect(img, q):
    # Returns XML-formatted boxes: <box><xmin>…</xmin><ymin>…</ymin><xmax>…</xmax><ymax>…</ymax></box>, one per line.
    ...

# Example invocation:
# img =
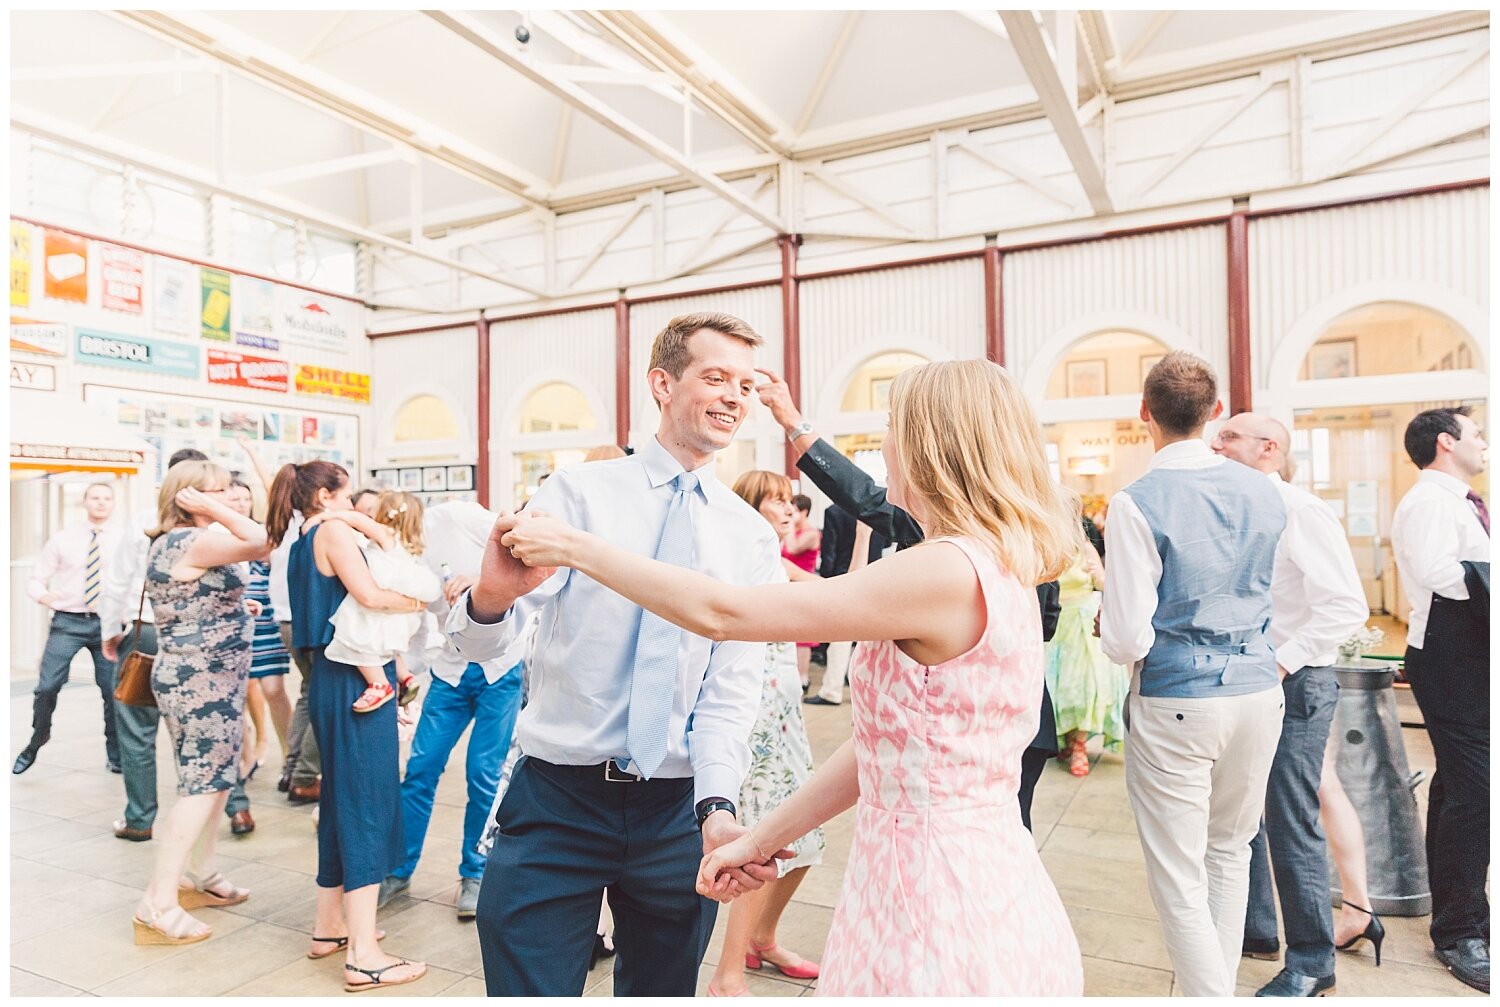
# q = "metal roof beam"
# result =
<box><xmin>795</xmin><ymin>12</ymin><xmax>861</xmax><ymax>137</ymax></box>
<box><xmin>238</xmin><ymin>147</ymin><xmax>410</xmax><ymax>191</ymax></box>
<box><xmin>12</xmin><ymin>57</ymin><xmax>214</xmax><ymax>82</ymax></box>
<box><xmin>112</xmin><ymin>10</ymin><xmax>551</xmax><ymax>213</ymax></box>
<box><xmin>1000</xmin><ymin>10</ymin><xmax>1114</xmax><ymax>214</ymax></box>
<box><xmin>12</xmin><ymin>108</ymin><xmax>548</xmax><ymax>300</ymax></box>
<box><xmin>426</xmin><ymin>10</ymin><xmax>785</xmax><ymax>234</ymax></box>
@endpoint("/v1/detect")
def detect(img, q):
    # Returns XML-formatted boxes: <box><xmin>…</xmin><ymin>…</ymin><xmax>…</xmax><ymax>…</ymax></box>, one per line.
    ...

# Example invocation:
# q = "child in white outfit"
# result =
<box><xmin>319</xmin><ymin>491</ymin><xmax>441</xmax><ymax>713</ymax></box>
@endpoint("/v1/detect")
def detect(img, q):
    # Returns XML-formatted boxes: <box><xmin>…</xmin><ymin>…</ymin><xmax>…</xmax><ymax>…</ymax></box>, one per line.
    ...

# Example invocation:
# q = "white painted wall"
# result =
<box><xmin>369</xmin><ymin>325</ymin><xmax>477</xmax><ymax>473</ymax></box>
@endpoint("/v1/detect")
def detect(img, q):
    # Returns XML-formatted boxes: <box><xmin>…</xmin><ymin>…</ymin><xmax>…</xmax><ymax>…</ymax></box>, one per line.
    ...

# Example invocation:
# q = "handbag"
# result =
<box><xmin>113</xmin><ymin>585</ymin><xmax>157</xmax><ymax>708</ymax></box>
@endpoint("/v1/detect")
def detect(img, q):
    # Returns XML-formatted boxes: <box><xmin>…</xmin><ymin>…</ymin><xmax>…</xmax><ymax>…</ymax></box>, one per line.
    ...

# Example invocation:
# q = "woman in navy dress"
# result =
<box><xmin>267</xmin><ymin>461</ymin><xmax>429</xmax><ymax>993</ymax></box>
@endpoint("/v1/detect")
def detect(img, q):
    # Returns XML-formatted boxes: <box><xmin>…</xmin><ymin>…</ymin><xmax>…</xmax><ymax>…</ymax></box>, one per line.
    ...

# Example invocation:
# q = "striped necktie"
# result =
<box><xmin>84</xmin><ymin>529</ymin><xmax>102</xmax><ymax>611</ymax></box>
<box><xmin>625</xmin><ymin>470</ymin><xmax>700</xmax><ymax>779</ymax></box>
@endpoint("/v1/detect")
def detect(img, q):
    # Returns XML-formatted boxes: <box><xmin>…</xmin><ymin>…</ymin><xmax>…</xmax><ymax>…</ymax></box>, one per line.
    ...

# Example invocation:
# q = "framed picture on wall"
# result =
<box><xmin>372</xmin><ymin>468</ymin><xmax>398</xmax><ymax>486</ymax></box>
<box><xmin>399</xmin><ymin>467</ymin><xmax>422</xmax><ymax>491</ymax></box>
<box><xmin>1066</xmin><ymin>359</ymin><xmax>1108</xmax><ymax>398</ymax></box>
<box><xmin>423</xmin><ymin>467</ymin><xmax>447</xmax><ymax>492</ymax></box>
<box><xmin>446</xmin><ymin>465</ymin><xmax>474</xmax><ymax>491</ymax></box>
<box><xmin>1139</xmin><ymin>353</ymin><xmax>1165</xmax><ymax>387</ymax></box>
<box><xmin>1307</xmin><ymin>338</ymin><xmax>1357</xmax><ymax>380</ymax></box>
<box><xmin>870</xmin><ymin>376</ymin><xmax>893</xmax><ymax>411</ymax></box>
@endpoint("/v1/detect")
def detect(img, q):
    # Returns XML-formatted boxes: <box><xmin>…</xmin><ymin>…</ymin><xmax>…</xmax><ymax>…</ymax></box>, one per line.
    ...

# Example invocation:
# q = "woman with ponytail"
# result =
<box><xmin>268</xmin><ymin>461</ymin><xmax>429</xmax><ymax>992</ymax></box>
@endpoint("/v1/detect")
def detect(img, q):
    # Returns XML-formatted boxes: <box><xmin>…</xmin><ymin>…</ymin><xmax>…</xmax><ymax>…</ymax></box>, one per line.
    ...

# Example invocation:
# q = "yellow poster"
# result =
<box><xmin>11</xmin><ymin>222</ymin><xmax>32</xmax><ymax>307</ymax></box>
<box><xmin>294</xmin><ymin>364</ymin><xmax>371</xmax><ymax>404</ymax></box>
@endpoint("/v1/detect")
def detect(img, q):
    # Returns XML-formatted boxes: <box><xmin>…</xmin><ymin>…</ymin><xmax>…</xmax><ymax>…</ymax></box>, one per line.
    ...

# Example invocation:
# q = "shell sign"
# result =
<box><xmin>294</xmin><ymin>364</ymin><xmax>370</xmax><ymax>404</ymax></box>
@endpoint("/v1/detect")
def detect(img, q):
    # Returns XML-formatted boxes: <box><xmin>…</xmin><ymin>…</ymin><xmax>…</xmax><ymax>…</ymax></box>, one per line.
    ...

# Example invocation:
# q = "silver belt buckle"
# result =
<box><xmin>603</xmin><ymin>760</ymin><xmax>639</xmax><ymax>783</ymax></box>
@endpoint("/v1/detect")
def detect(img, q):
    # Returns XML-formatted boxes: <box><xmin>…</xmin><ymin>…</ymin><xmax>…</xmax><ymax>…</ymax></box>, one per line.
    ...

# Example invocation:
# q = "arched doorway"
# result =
<box><xmin>1284</xmin><ymin>302</ymin><xmax>1487</xmax><ymax>648</ymax></box>
<box><xmin>824</xmin><ymin>350</ymin><xmax>930</xmax><ymax>479</ymax></box>
<box><xmin>1039</xmin><ymin>330</ymin><xmax>1172</xmax><ymax>530</ymax></box>
<box><xmin>512</xmin><ymin>381</ymin><xmax>600</xmax><ymax>505</ymax></box>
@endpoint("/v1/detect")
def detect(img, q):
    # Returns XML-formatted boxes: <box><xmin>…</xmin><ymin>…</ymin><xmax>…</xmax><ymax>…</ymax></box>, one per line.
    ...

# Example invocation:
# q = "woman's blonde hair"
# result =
<box><xmin>150</xmin><ymin>460</ymin><xmax>231</xmax><ymax>540</ymax></box>
<box><xmin>375</xmin><ymin>490</ymin><xmax>425</xmax><ymax>555</ymax></box>
<box><xmin>584</xmin><ymin>444</ymin><xmax>627</xmax><ymax>462</ymax></box>
<box><xmin>731</xmin><ymin>469</ymin><xmax>792</xmax><ymax>512</ymax></box>
<box><xmin>888</xmin><ymin>359</ymin><xmax>1080</xmax><ymax>585</ymax></box>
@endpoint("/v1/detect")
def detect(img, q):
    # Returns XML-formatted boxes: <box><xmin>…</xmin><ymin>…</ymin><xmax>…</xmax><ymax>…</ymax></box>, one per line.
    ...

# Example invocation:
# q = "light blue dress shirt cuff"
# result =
<box><xmin>692</xmin><ymin>760</ymin><xmax>744</xmax><ymax>810</ymax></box>
<box><xmin>446</xmin><ymin>591</ymin><xmax>524</xmax><ymax>667</ymax></box>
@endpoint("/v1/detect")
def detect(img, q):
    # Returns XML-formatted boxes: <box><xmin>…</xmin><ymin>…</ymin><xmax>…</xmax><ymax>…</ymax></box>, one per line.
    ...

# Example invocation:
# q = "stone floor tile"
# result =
<box><xmin>92</xmin><ymin>921</ymin><xmax>307</xmax><ymax>996</ymax></box>
<box><xmin>436</xmin><ymin>973</ymin><xmax>488</xmax><ymax>996</ymax></box>
<box><xmin>225</xmin><ymin>953</ymin><xmax>461</xmax><ymax>997</ymax></box>
<box><xmin>11</xmin><ymin>967</ymin><xmax>86</xmax><ymax>996</ymax></box>
<box><xmin>370</xmin><ymin>899</ymin><xmax>485</xmax><ymax>975</ymax></box>
<box><xmin>10</xmin><ymin>816</ymin><xmax>107</xmax><ymax>857</ymax></box>
<box><xmin>1082</xmin><ymin>955</ymin><xmax>1174</xmax><ymax>996</ymax></box>
<box><xmin>11</xmin><ymin>875</ymin><xmax>142</xmax><ymax>945</ymax></box>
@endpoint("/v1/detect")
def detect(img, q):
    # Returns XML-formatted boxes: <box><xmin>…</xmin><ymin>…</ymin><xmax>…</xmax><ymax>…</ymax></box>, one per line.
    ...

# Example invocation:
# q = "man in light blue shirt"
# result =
<box><xmin>447</xmin><ymin>312</ymin><xmax>783</xmax><ymax>997</ymax></box>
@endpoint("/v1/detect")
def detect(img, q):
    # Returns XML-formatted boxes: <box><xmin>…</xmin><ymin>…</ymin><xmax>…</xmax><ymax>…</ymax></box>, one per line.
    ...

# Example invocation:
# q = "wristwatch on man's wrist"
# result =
<box><xmin>786</xmin><ymin>420</ymin><xmax>815</xmax><ymax>443</ymax></box>
<box><xmin>695</xmin><ymin>798</ymin><xmax>736</xmax><ymax>830</ymax></box>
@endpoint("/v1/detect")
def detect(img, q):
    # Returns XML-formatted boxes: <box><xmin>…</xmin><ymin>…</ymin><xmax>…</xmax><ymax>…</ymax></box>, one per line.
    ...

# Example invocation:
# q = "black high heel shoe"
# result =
<box><xmin>1335</xmin><ymin>901</ymin><xmax>1386</xmax><ymax>966</ymax></box>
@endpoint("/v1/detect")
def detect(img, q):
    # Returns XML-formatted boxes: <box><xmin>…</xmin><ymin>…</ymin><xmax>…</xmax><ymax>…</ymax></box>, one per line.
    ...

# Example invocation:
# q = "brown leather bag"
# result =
<box><xmin>113</xmin><ymin>586</ymin><xmax>156</xmax><ymax>708</ymax></box>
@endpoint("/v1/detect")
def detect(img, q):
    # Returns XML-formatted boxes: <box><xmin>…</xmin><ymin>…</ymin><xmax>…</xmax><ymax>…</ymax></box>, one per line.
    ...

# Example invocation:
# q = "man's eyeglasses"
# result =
<box><xmin>1215</xmin><ymin>430</ymin><xmax>1271</xmax><ymax>444</ymax></box>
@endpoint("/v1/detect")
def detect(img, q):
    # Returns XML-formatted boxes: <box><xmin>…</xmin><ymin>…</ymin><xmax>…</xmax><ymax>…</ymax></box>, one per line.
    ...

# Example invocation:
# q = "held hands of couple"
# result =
<box><xmin>470</xmin><ymin>510</ymin><xmax>563</xmax><ymax>619</ymax></box>
<box><xmin>696</xmin><ymin>814</ymin><xmax>794</xmax><ymax>904</ymax></box>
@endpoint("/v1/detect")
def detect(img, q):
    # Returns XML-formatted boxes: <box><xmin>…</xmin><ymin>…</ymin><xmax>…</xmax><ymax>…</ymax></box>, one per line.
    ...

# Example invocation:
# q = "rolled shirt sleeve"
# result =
<box><xmin>1100</xmin><ymin>490</ymin><xmax>1163</xmax><ymax>668</ymax></box>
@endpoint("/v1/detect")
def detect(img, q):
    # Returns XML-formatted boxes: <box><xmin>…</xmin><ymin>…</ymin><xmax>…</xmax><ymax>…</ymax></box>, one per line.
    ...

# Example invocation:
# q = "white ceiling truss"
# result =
<box><xmin>8</xmin><ymin>9</ymin><xmax>1488</xmax><ymax>317</ymax></box>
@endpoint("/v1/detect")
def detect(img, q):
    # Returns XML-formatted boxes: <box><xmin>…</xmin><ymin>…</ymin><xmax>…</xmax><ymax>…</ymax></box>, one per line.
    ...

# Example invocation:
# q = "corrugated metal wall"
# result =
<box><xmin>1003</xmin><ymin>225</ymin><xmax>1229</xmax><ymax>395</ymax></box>
<box><xmin>1248</xmin><ymin>187</ymin><xmax>1490</xmax><ymax>388</ymax></box>
<box><xmin>627</xmin><ymin>285</ymin><xmax>783</xmax><ymax>441</ymax></box>
<box><xmin>369</xmin><ymin>325</ymin><xmax>476</xmax><ymax>464</ymax></box>
<box><xmin>799</xmin><ymin>258</ymin><xmax>985</xmax><ymax>420</ymax></box>
<box><xmin>487</xmin><ymin>307</ymin><xmax>616</xmax><ymax>452</ymax></box>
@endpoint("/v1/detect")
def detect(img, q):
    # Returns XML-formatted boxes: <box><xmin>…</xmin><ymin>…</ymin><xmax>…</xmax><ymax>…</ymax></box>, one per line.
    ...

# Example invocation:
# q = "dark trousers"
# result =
<box><xmin>1246</xmin><ymin>667</ymin><xmax>1339</xmax><ymax>977</ymax></box>
<box><xmin>281</xmin><ymin>623</ymin><xmax>322</xmax><ymax>786</ymax></box>
<box><xmin>1019</xmin><ymin>746</ymin><xmax>1049</xmax><ymax>832</ymax></box>
<box><xmin>32</xmin><ymin>611</ymin><xmax>119</xmax><ymax>765</ymax></box>
<box><xmin>1424</xmin><ymin>718</ymin><xmax>1490</xmax><ymax>948</ymax></box>
<box><xmin>113</xmin><ymin>622</ymin><xmax>248</xmax><ymax>828</ymax></box>
<box><xmin>476</xmin><ymin>757</ymin><xmax>717</xmax><ymax>996</ymax></box>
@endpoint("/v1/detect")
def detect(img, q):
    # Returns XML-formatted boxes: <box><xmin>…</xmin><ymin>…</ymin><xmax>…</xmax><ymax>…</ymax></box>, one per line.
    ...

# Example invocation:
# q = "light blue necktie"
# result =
<box><xmin>625</xmin><ymin>470</ymin><xmax>699</xmax><ymax>778</ymax></box>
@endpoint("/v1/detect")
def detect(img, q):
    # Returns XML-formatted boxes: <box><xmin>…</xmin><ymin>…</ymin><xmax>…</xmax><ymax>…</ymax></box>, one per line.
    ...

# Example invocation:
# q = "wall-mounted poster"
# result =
<box><xmin>233</xmin><ymin>275</ymin><xmax>277</xmax><ymax>347</ymax></box>
<box><xmin>206</xmin><ymin>348</ymin><xmax>291</xmax><ymax>393</ymax></box>
<box><xmin>11</xmin><ymin>221</ymin><xmax>32</xmax><ymax>307</ymax></box>
<box><xmin>11</xmin><ymin>361</ymin><xmax>55</xmax><ymax>390</ymax></box>
<box><xmin>43</xmin><ymin>229</ymin><xmax>88</xmax><ymax>303</ymax></box>
<box><xmin>76</xmin><ymin>328</ymin><xmax>200</xmax><ymax>379</ymax></box>
<box><xmin>1139</xmin><ymin>353</ymin><xmax>1165</xmax><ymax>387</ymax></box>
<box><xmin>423</xmin><ymin>467</ymin><xmax>447</xmax><ymax>492</ymax></box>
<box><xmin>1307</xmin><ymin>338</ymin><xmax>1357</xmax><ymax>380</ymax></box>
<box><xmin>372</xmin><ymin>469</ymin><xmax>398</xmax><ymax>487</ymax></box>
<box><xmin>201</xmin><ymin>267</ymin><xmax>232</xmax><ymax>341</ymax></box>
<box><xmin>99</xmin><ymin>243</ymin><xmax>145</xmax><ymax>313</ymax></box>
<box><xmin>294</xmin><ymin>364</ymin><xmax>370</xmax><ymax>404</ymax></box>
<box><xmin>153</xmin><ymin>257</ymin><xmax>198</xmax><ymax>338</ymax></box>
<box><xmin>276</xmin><ymin>286</ymin><xmax>358</xmax><ymax>353</ymax></box>
<box><xmin>446</xmin><ymin>465</ymin><xmax>474</xmax><ymax>491</ymax></box>
<box><xmin>1066</xmin><ymin>359</ymin><xmax>1108</xmax><ymax>398</ymax></box>
<box><xmin>11</xmin><ymin>318</ymin><xmax>67</xmax><ymax>358</ymax></box>
<box><xmin>399</xmin><ymin>468</ymin><xmax>422</xmax><ymax>491</ymax></box>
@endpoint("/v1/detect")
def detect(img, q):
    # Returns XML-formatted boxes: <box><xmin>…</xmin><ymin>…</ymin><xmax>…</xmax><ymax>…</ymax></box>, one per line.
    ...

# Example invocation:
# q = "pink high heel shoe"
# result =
<box><xmin>745</xmin><ymin>939</ymin><xmax>820</xmax><ymax>980</ymax></box>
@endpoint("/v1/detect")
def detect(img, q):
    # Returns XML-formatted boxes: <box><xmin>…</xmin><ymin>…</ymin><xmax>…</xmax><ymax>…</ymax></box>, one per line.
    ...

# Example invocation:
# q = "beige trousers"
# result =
<box><xmin>1125</xmin><ymin>685</ymin><xmax>1284</xmax><ymax>997</ymax></box>
<box><xmin>814</xmin><ymin>640</ymin><xmax>854</xmax><ymax>704</ymax></box>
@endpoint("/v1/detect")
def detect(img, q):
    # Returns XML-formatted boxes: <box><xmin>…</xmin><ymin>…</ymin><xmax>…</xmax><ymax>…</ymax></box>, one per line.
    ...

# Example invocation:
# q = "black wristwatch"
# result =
<box><xmin>695</xmin><ymin>798</ymin><xmax>736</xmax><ymax>830</ymax></box>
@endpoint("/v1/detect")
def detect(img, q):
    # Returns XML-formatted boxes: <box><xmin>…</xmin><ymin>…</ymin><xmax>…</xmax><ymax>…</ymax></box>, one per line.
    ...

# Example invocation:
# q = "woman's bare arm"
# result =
<box><xmin>314</xmin><ymin>520</ymin><xmax>421</xmax><ymax>614</ymax></box>
<box><xmin>314</xmin><ymin>508</ymin><xmax>396</xmax><ymax>550</ymax></box>
<box><xmin>177</xmin><ymin>489</ymin><xmax>269</xmax><ymax>574</ymax></box>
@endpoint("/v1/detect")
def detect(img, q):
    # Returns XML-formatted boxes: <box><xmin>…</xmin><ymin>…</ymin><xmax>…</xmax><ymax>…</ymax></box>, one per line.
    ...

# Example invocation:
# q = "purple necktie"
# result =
<box><xmin>1466</xmin><ymin>490</ymin><xmax>1489</xmax><ymax>537</ymax></box>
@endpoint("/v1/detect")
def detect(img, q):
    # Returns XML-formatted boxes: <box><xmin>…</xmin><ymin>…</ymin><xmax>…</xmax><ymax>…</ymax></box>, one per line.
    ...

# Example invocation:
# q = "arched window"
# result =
<box><xmin>839</xmin><ymin>351</ymin><xmax>928</xmax><ymax>412</ymax></box>
<box><xmin>1298</xmin><ymin>302</ymin><xmax>1478</xmax><ymax>380</ymax></box>
<box><xmin>519</xmin><ymin>382</ymin><xmax>597</xmax><ymax>434</ymax></box>
<box><xmin>1045</xmin><ymin>331</ymin><xmax>1170</xmax><ymax>400</ymax></box>
<box><xmin>393</xmin><ymin>394</ymin><xmax>459</xmax><ymax>442</ymax></box>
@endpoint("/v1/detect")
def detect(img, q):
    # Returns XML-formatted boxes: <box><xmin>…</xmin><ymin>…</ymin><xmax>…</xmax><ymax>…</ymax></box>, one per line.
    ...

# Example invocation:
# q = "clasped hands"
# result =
<box><xmin>697</xmin><ymin>813</ymin><xmax>794</xmax><ymax>904</ymax></box>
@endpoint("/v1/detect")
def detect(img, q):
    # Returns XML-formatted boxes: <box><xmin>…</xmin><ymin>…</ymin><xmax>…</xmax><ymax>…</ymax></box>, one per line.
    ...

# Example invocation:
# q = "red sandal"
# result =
<box><xmin>353</xmin><ymin>682</ymin><xmax>395</xmax><ymax>714</ymax></box>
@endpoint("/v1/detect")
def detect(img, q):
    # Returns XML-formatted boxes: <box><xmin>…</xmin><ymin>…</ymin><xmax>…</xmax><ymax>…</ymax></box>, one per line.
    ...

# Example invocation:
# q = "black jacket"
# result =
<box><xmin>796</xmin><ymin>438</ymin><xmax>1061</xmax><ymax>751</ymax></box>
<box><xmin>819</xmin><ymin>505</ymin><xmax>889</xmax><ymax>578</ymax></box>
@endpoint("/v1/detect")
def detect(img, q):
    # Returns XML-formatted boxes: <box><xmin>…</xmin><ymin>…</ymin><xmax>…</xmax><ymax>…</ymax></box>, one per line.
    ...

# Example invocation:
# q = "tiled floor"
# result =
<box><xmin>9</xmin><ymin>661</ymin><xmax>1481</xmax><ymax>997</ymax></box>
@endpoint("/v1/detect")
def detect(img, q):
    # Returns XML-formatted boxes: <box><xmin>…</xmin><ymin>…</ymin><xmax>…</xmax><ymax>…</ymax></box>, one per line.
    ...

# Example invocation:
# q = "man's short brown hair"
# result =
<box><xmin>1142</xmin><ymin>350</ymin><xmax>1218</xmax><ymax>436</ymax></box>
<box><xmin>648</xmin><ymin>312</ymin><xmax>763</xmax><ymax>380</ymax></box>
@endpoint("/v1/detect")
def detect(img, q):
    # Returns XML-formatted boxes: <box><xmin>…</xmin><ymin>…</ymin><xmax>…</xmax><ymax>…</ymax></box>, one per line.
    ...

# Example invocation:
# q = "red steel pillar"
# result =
<box><xmin>983</xmin><ymin>242</ymin><xmax>1004</xmax><ymax>367</ymax></box>
<box><xmin>476</xmin><ymin>316</ymin><xmax>491</xmax><ymax>508</ymax></box>
<box><xmin>614</xmin><ymin>296</ymin><xmax>631</xmax><ymax>450</ymax></box>
<box><xmin>1226</xmin><ymin>210</ymin><xmax>1252</xmax><ymax>415</ymax></box>
<box><xmin>778</xmin><ymin>234</ymin><xmax>802</xmax><ymax>478</ymax></box>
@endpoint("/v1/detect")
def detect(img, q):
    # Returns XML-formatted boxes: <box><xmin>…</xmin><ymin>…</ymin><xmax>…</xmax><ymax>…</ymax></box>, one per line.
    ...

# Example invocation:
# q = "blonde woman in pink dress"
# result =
<box><xmin>499</xmin><ymin>359</ymin><xmax>1085</xmax><ymax>996</ymax></box>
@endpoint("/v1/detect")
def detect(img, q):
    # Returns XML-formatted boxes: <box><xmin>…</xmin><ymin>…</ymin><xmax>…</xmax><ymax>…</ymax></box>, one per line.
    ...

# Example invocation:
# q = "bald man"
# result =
<box><xmin>1212</xmin><ymin>412</ymin><xmax>1369</xmax><ymax>997</ymax></box>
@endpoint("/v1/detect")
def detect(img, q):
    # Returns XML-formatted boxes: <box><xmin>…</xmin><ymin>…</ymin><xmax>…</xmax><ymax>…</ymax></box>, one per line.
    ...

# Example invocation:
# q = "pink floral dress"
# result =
<box><xmin>817</xmin><ymin>537</ymin><xmax>1084</xmax><ymax>996</ymax></box>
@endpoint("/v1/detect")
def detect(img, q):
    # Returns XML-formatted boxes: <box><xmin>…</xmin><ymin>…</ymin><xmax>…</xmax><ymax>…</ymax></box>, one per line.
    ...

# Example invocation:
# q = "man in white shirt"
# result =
<box><xmin>1391</xmin><ymin>406</ymin><xmax>1490</xmax><ymax>994</ymax></box>
<box><xmin>448</xmin><ymin>312</ymin><xmax>783</xmax><ymax>996</ymax></box>
<box><xmin>1212</xmin><ymin>412</ymin><xmax>1369</xmax><ymax>997</ymax></box>
<box><xmin>376</xmin><ymin>501</ymin><xmax>523</xmax><ymax>922</ymax></box>
<box><xmin>1100</xmin><ymin>352</ymin><xmax>1286</xmax><ymax>997</ymax></box>
<box><xmin>15</xmin><ymin>483</ymin><xmax>123</xmax><ymax>775</ymax></box>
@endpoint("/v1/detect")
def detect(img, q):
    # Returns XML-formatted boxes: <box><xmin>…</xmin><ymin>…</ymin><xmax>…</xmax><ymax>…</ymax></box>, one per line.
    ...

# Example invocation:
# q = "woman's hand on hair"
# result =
<box><xmin>175</xmin><ymin>487</ymin><xmax>221</xmax><ymax>517</ymax></box>
<box><xmin>498</xmin><ymin>511</ymin><xmax>579</xmax><ymax>571</ymax></box>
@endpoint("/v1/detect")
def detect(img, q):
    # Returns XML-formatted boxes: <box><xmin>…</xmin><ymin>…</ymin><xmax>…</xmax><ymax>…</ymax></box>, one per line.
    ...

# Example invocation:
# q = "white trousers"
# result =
<box><xmin>1125</xmin><ymin>686</ymin><xmax>1284</xmax><ymax>997</ymax></box>
<box><xmin>815</xmin><ymin>641</ymin><xmax>854</xmax><ymax>704</ymax></box>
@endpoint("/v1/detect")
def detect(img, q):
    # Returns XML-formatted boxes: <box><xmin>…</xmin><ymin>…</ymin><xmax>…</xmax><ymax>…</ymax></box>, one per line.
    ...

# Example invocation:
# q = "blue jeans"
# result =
<box><xmin>397</xmin><ymin>663</ymin><xmax>521</xmax><ymax>880</ymax></box>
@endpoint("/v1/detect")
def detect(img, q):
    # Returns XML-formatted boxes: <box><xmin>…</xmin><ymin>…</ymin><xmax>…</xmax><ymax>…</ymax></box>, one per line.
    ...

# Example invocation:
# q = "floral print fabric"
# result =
<box><xmin>816</xmin><ymin>536</ymin><xmax>1084</xmax><ymax>997</ymax></box>
<box><xmin>740</xmin><ymin>639</ymin><xmax>825</xmax><ymax>873</ymax></box>
<box><xmin>147</xmin><ymin>527</ymin><xmax>251</xmax><ymax>796</ymax></box>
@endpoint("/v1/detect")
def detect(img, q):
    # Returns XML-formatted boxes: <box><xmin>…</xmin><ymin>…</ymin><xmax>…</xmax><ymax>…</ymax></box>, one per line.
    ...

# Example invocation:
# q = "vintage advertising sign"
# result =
<box><xmin>76</xmin><ymin>327</ymin><xmax>200</xmax><ymax>379</ymax></box>
<box><xmin>11</xmin><ymin>442</ymin><xmax>145</xmax><ymax>465</ymax></box>
<box><xmin>207</xmin><ymin>348</ymin><xmax>291</xmax><ymax>393</ymax></box>
<box><xmin>276</xmin><ymin>286</ymin><xmax>357</xmax><ymax>353</ymax></box>
<box><xmin>43</xmin><ymin>229</ymin><xmax>88</xmax><ymax>303</ymax></box>
<box><xmin>201</xmin><ymin>267</ymin><xmax>232</xmax><ymax>341</ymax></box>
<box><xmin>11</xmin><ymin>221</ymin><xmax>32</xmax><ymax>307</ymax></box>
<box><xmin>10</xmin><ymin>317</ymin><xmax>68</xmax><ymax>357</ymax></box>
<box><xmin>153</xmin><ymin>256</ymin><xmax>198</xmax><ymax>338</ymax></box>
<box><xmin>293</xmin><ymin>364</ymin><xmax>370</xmax><ymax>404</ymax></box>
<box><xmin>233</xmin><ymin>274</ymin><xmax>276</xmax><ymax>343</ymax></box>
<box><xmin>99</xmin><ymin>243</ymin><xmax>146</xmax><ymax>313</ymax></box>
<box><xmin>11</xmin><ymin>360</ymin><xmax>56</xmax><ymax>390</ymax></box>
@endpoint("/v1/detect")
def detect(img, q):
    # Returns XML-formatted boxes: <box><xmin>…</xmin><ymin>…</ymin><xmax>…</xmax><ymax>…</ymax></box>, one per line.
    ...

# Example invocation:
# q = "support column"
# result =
<box><xmin>476</xmin><ymin>316</ymin><xmax>492</xmax><ymax>509</ymax></box>
<box><xmin>983</xmin><ymin>242</ymin><xmax>1004</xmax><ymax>367</ymax></box>
<box><xmin>778</xmin><ymin>234</ymin><xmax>802</xmax><ymax>478</ymax></box>
<box><xmin>614</xmin><ymin>296</ymin><xmax>631</xmax><ymax>450</ymax></box>
<box><xmin>1226</xmin><ymin>210</ymin><xmax>1252</xmax><ymax>415</ymax></box>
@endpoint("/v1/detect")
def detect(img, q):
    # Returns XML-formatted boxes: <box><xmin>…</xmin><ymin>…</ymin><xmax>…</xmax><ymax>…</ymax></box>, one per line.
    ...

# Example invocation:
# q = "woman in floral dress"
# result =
<box><xmin>131</xmin><ymin>461</ymin><xmax>267</xmax><ymax>945</ymax></box>
<box><xmin>500</xmin><ymin>361</ymin><xmax>1085</xmax><ymax>996</ymax></box>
